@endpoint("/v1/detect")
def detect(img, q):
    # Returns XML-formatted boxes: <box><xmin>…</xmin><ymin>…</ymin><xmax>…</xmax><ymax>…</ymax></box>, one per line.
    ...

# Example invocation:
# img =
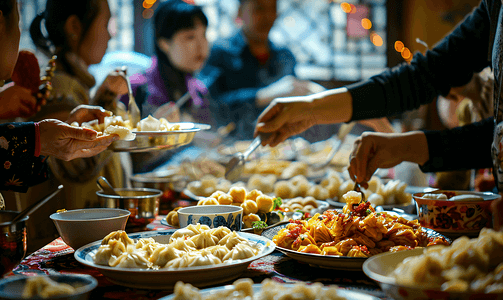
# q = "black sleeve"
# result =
<box><xmin>420</xmin><ymin>117</ymin><xmax>494</xmax><ymax>172</ymax></box>
<box><xmin>348</xmin><ymin>0</ymin><xmax>491</xmax><ymax>121</ymax></box>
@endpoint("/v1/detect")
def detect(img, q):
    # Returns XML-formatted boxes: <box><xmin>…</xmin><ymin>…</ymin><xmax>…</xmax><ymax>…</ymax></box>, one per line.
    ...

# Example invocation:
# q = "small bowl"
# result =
<box><xmin>177</xmin><ymin>205</ymin><xmax>243</xmax><ymax>231</ymax></box>
<box><xmin>96</xmin><ymin>188</ymin><xmax>162</xmax><ymax>228</ymax></box>
<box><xmin>0</xmin><ymin>211</ymin><xmax>28</xmax><ymax>277</ymax></box>
<box><xmin>413</xmin><ymin>190</ymin><xmax>501</xmax><ymax>237</ymax></box>
<box><xmin>0</xmin><ymin>274</ymin><xmax>97</xmax><ymax>300</ymax></box>
<box><xmin>50</xmin><ymin>208</ymin><xmax>130</xmax><ymax>250</ymax></box>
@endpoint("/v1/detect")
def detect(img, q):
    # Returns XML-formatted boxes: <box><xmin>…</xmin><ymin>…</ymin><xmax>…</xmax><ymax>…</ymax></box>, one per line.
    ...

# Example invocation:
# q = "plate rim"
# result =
<box><xmin>262</xmin><ymin>223</ymin><xmax>451</xmax><ymax>270</ymax></box>
<box><xmin>74</xmin><ymin>229</ymin><xmax>275</xmax><ymax>273</ymax></box>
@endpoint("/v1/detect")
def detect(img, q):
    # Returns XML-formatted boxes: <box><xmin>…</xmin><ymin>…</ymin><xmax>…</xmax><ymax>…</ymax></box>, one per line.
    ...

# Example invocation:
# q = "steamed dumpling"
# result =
<box><xmin>108</xmin><ymin>247</ymin><xmax>152</xmax><ymax>269</ymax></box>
<box><xmin>169</xmin><ymin>236</ymin><xmax>197</xmax><ymax>252</ymax></box>
<box><xmin>190</xmin><ymin>231</ymin><xmax>219</xmax><ymax>249</ymax></box>
<box><xmin>136</xmin><ymin>115</ymin><xmax>162</xmax><ymax>131</ymax></box>
<box><xmin>170</xmin><ymin>224</ymin><xmax>211</xmax><ymax>241</ymax></box>
<box><xmin>222</xmin><ymin>242</ymin><xmax>259</xmax><ymax>261</ymax></box>
<box><xmin>218</xmin><ymin>231</ymin><xmax>248</xmax><ymax>250</ymax></box>
<box><xmin>202</xmin><ymin>245</ymin><xmax>230</xmax><ymax>261</ymax></box>
<box><xmin>104</xmin><ymin>125</ymin><xmax>136</xmax><ymax>141</ymax></box>
<box><xmin>149</xmin><ymin>244</ymin><xmax>184</xmax><ymax>268</ymax></box>
<box><xmin>101</xmin><ymin>230</ymin><xmax>134</xmax><ymax>247</ymax></box>
<box><xmin>93</xmin><ymin>239</ymin><xmax>127</xmax><ymax>266</ymax></box>
<box><xmin>210</xmin><ymin>226</ymin><xmax>232</xmax><ymax>242</ymax></box>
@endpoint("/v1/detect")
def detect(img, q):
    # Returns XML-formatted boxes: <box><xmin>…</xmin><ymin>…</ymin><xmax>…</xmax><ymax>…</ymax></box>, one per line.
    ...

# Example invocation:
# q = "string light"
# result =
<box><xmin>394</xmin><ymin>41</ymin><xmax>404</xmax><ymax>52</ymax></box>
<box><xmin>361</xmin><ymin>18</ymin><xmax>372</xmax><ymax>30</ymax></box>
<box><xmin>401</xmin><ymin>47</ymin><xmax>412</xmax><ymax>60</ymax></box>
<box><xmin>371</xmin><ymin>32</ymin><xmax>383</xmax><ymax>47</ymax></box>
<box><xmin>340</xmin><ymin>2</ymin><xmax>351</xmax><ymax>13</ymax></box>
<box><xmin>143</xmin><ymin>0</ymin><xmax>153</xmax><ymax>9</ymax></box>
<box><xmin>142</xmin><ymin>8</ymin><xmax>154</xmax><ymax>19</ymax></box>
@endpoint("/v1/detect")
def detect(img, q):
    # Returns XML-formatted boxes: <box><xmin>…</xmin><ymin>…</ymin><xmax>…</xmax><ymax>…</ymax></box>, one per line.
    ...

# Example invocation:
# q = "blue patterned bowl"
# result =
<box><xmin>177</xmin><ymin>205</ymin><xmax>243</xmax><ymax>231</ymax></box>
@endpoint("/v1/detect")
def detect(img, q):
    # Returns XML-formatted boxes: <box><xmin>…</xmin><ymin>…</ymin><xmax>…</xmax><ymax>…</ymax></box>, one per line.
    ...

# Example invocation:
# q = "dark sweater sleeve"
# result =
<box><xmin>348</xmin><ymin>0</ymin><xmax>491</xmax><ymax>121</ymax></box>
<box><xmin>419</xmin><ymin>117</ymin><xmax>494</xmax><ymax>172</ymax></box>
<box><xmin>0</xmin><ymin>122</ymin><xmax>48</xmax><ymax>192</ymax></box>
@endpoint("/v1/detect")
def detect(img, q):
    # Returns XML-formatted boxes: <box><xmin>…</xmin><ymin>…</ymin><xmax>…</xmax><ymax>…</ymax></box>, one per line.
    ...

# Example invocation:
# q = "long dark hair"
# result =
<box><xmin>154</xmin><ymin>0</ymin><xmax>208</xmax><ymax>66</ymax></box>
<box><xmin>0</xmin><ymin>0</ymin><xmax>15</xmax><ymax>19</ymax></box>
<box><xmin>29</xmin><ymin>0</ymin><xmax>101</xmax><ymax>74</ymax></box>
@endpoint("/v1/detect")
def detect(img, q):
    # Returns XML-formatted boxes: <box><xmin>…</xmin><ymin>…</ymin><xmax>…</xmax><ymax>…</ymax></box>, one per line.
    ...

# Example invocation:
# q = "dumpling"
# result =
<box><xmin>169</xmin><ymin>236</ymin><xmax>197</xmax><ymax>252</ymax></box>
<box><xmin>101</xmin><ymin>230</ymin><xmax>134</xmax><ymax>247</ymax></box>
<box><xmin>228</xmin><ymin>186</ymin><xmax>247</xmax><ymax>204</ymax></box>
<box><xmin>136</xmin><ymin>115</ymin><xmax>162</xmax><ymax>131</ymax></box>
<box><xmin>164</xmin><ymin>253</ymin><xmax>199</xmax><ymax>269</ymax></box>
<box><xmin>222</xmin><ymin>242</ymin><xmax>259</xmax><ymax>261</ymax></box>
<box><xmin>202</xmin><ymin>245</ymin><xmax>230</xmax><ymax>261</ymax></box>
<box><xmin>170</xmin><ymin>224</ymin><xmax>211</xmax><ymax>241</ymax></box>
<box><xmin>135</xmin><ymin>238</ymin><xmax>160</xmax><ymax>258</ymax></box>
<box><xmin>210</xmin><ymin>226</ymin><xmax>232</xmax><ymax>242</ymax></box>
<box><xmin>104</xmin><ymin>125</ymin><xmax>135</xmax><ymax>141</ymax></box>
<box><xmin>256</xmin><ymin>194</ymin><xmax>274</xmax><ymax>213</ymax></box>
<box><xmin>108</xmin><ymin>247</ymin><xmax>152</xmax><ymax>269</ymax></box>
<box><xmin>93</xmin><ymin>239</ymin><xmax>127</xmax><ymax>266</ymax></box>
<box><xmin>187</xmin><ymin>252</ymin><xmax>222</xmax><ymax>267</ymax></box>
<box><xmin>245</xmin><ymin>189</ymin><xmax>262</xmax><ymax>201</ymax></box>
<box><xmin>149</xmin><ymin>244</ymin><xmax>184</xmax><ymax>268</ymax></box>
<box><xmin>243</xmin><ymin>213</ymin><xmax>261</xmax><ymax>229</ymax></box>
<box><xmin>190</xmin><ymin>231</ymin><xmax>219</xmax><ymax>249</ymax></box>
<box><xmin>172</xmin><ymin>281</ymin><xmax>202</xmax><ymax>300</ymax></box>
<box><xmin>241</xmin><ymin>200</ymin><xmax>258</xmax><ymax>215</ymax></box>
<box><xmin>218</xmin><ymin>231</ymin><xmax>248</xmax><ymax>250</ymax></box>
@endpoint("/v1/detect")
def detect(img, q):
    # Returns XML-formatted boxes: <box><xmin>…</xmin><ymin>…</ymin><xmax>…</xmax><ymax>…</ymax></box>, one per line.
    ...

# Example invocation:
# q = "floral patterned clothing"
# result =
<box><xmin>0</xmin><ymin>122</ymin><xmax>48</xmax><ymax>193</ymax></box>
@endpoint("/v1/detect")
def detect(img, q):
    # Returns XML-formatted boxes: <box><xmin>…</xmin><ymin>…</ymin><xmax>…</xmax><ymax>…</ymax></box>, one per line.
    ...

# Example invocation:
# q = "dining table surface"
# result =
<box><xmin>6</xmin><ymin>214</ymin><xmax>393</xmax><ymax>300</ymax></box>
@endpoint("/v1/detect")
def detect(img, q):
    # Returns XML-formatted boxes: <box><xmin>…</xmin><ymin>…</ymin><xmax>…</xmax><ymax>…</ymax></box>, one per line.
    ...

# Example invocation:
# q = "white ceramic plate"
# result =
<box><xmin>262</xmin><ymin>224</ymin><xmax>451</xmax><ymax>271</ymax></box>
<box><xmin>362</xmin><ymin>248</ymin><xmax>503</xmax><ymax>300</ymax></box>
<box><xmin>159</xmin><ymin>283</ymin><xmax>382</xmax><ymax>300</ymax></box>
<box><xmin>111</xmin><ymin>122</ymin><xmax>211</xmax><ymax>152</ymax></box>
<box><xmin>74</xmin><ymin>230</ymin><xmax>275</xmax><ymax>290</ymax></box>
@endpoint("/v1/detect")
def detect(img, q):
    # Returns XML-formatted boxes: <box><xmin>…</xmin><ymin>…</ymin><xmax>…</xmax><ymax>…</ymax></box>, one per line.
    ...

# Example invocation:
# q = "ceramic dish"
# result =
<box><xmin>261</xmin><ymin>224</ymin><xmax>451</xmax><ymax>271</ymax></box>
<box><xmin>413</xmin><ymin>190</ymin><xmax>501</xmax><ymax>238</ymax></box>
<box><xmin>362</xmin><ymin>248</ymin><xmax>503</xmax><ymax>300</ymax></box>
<box><xmin>159</xmin><ymin>283</ymin><xmax>381</xmax><ymax>300</ymax></box>
<box><xmin>74</xmin><ymin>230</ymin><xmax>275</xmax><ymax>290</ymax></box>
<box><xmin>110</xmin><ymin>123</ymin><xmax>211</xmax><ymax>152</ymax></box>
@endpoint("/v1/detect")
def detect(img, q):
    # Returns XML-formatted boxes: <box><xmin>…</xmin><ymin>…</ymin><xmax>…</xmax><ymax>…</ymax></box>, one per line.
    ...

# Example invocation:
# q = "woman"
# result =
<box><xmin>28</xmin><ymin>0</ymin><xmax>129</xmax><ymax>208</ymax></box>
<box><xmin>0</xmin><ymin>0</ymin><xmax>117</xmax><ymax>193</ymax></box>
<box><xmin>119</xmin><ymin>0</ymin><xmax>215</xmax><ymax>173</ymax></box>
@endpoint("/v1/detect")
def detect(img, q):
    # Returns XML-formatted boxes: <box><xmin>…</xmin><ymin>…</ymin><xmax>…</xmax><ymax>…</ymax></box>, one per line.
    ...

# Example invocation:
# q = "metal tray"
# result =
<box><xmin>110</xmin><ymin>123</ymin><xmax>211</xmax><ymax>152</ymax></box>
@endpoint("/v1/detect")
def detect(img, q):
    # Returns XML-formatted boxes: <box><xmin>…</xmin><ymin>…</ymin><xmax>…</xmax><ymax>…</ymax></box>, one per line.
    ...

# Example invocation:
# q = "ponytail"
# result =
<box><xmin>29</xmin><ymin>13</ymin><xmax>54</xmax><ymax>56</ymax></box>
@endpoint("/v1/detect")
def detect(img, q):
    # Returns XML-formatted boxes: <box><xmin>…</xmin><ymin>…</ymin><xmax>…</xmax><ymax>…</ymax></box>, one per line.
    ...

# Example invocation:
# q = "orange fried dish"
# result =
<box><xmin>272</xmin><ymin>191</ymin><xmax>449</xmax><ymax>257</ymax></box>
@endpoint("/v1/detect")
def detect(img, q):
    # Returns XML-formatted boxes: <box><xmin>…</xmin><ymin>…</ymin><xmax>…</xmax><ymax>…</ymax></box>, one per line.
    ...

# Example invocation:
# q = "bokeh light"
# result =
<box><xmin>401</xmin><ymin>47</ymin><xmax>412</xmax><ymax>60</ymax></box>
<box><xmin>361</xmin><ymin>18</ymin><xmax>372</xmax><ymax>30</ymax></box>
<box><xmin>350</xmin><ymin>4</ymin><xmax>357</xmax><ymax>14</ymax></box>
<box><xmin>144</xmin><ymin>0</ymin><xmax>156</xmax><ymax>5</ymax></box>
<box><xmin>341</xmin><ymin>2</ymin><xmax>351</xmax><ymax>13</ymax></box>
<box><xmin>394</xmin><ymin>40</ymin><xmax>405</xmax><ymax>52</ymax></box>
<box><xmin>371</xmin><ymin>33</ymin><xmax>383</xmax><ymax>47</ymax></box>
<box><xmin>143</xmin><ymin>0</ymin><xmax>153</xmax><ymax>9</ymax></box>
<box><xmin>142</xmin><ymin>8</ymin><xmax>154</xmax><ymax>19</ymax></box>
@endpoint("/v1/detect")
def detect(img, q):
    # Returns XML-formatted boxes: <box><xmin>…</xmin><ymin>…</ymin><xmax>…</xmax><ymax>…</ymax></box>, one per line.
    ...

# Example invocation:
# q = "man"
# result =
<box><xmin>198</xmin><ymin>0</ymin><xmax>318</xmax><ymax>140</ymax></box>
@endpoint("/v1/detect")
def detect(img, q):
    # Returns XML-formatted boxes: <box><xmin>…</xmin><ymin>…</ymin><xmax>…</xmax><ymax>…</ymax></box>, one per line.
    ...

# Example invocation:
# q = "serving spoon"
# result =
<box><xmin>120</xmin><ymin>66</ymin><xmax>141</xmax><ymax>128</ymax></box>
<box><xmin>96</xmin><ymin>176</ymin><xmax>120</xmax><ymax>197</ymax></box>
<box><xmin>224</xmin><ymin>132</ymin><xmax>271</xmax><ymax>181</ymax></box>
<box><xmin>9</xmin><ymin>185</ymin><xmax>63</xmax><ymax>231</ymax></box>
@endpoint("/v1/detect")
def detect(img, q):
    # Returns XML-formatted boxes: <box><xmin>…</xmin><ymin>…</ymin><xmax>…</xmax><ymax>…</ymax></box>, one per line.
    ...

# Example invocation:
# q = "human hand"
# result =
<box><xmin>254</xmin><ymin>96</ymin><xmax>317</xmax><ymax>147</ymax></box>
<box><xmin>39</xmin><ymin>119</ymin><xmax>119</xmax><ymax>161</ymax></box>
<box><xmin>100</xmin><ymin>68</ymin><xmax>129</xmax><ymax>96</ymax></box>
<box><xmin>66</xmin><ymin>105</ymin><xmax>113</xmax><ymax>125</ymax></box>
<box><xmin>357</xmin><ymin>117</ymin><xmax>395</xmax><ymax>133</ymax></box>
<box><xmin>348</xmin><ymin>131</ymin><xmax>429</xmax><ymax>186</ymax></box>
<box><xmin>0</xmin><ymin>85</ymin><xmax>44</xmax><ymax>119</ymax></box>
<box><xmin>153</xmin><ymin>102</ymin><xmax>180</xmax><ymax>122</ymax></box>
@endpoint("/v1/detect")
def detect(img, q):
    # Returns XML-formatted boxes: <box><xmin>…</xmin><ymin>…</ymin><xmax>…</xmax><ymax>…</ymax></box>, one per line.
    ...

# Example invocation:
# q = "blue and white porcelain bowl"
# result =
<box><xmin>177</xmin><ymin>205</ymin><xmax>243</xmax><ymax>231</ymax></box>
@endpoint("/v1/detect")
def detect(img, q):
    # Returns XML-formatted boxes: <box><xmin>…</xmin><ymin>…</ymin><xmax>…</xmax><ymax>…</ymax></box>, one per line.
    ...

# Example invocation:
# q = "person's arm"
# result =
<box><xmin>420</xmin><ymin>117</ymin><xmax>494</xmax><ymax>172</ymax></box>
<box><xmin>0</xmin><ymin>122</ymin><xmax>48</xmax><ymax>192</ymax></box>
<box><xmin>348</xmin><ymin>1</ymin><xmax>491</xmax><ymax>121</ymax></box>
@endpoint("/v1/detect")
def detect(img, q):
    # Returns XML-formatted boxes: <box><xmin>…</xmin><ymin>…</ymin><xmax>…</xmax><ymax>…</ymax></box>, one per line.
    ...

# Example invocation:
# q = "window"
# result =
<box><xmin>197</xmin><ymin>0</ymin><xmax>387</xmax><ymax>81</ymax></box>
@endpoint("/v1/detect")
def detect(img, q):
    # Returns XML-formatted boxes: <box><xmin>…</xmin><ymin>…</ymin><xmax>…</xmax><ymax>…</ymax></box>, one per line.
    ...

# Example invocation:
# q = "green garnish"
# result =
<box><xmin>366</xmin><ymin>209</ymin><xmax>372</xmax><ymax>215</ymax></box>
<box><xmin>273</xmin><ymin>197</ymin><xmax>283</xmax><ymax>210</ymax></box>
<box><xmin>252</xmin><ymin>220</ymin><xmax>268</xmax><ymax>230</ymax></box>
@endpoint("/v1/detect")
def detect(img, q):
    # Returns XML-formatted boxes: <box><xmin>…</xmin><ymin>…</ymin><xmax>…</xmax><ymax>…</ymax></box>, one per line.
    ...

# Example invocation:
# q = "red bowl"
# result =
<box><xmin>413</xmin><ymin>190</ymin><xmax>500</xmax><ymax>236</ymax></box>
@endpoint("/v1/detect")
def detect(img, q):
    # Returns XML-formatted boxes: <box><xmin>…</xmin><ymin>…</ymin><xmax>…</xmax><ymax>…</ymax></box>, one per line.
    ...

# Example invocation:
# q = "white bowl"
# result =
<box><xmin>0</xmin><ymin>274</ymin><xmax>97</xmax><ymax>300</ymax></box>
<box><xmin>177</xmin><ymin>205</ymin><xmax>243</xmax><ymax>231</ymax></box>
<box><xmin>363</xmin><ymin>248</ymin><xmax>503</xmax><ymax>300</ymax></box>
<box><xmin>50</xmin><ymin>208</ymin><xmax>130</xmax><ymax>250</ymax></box>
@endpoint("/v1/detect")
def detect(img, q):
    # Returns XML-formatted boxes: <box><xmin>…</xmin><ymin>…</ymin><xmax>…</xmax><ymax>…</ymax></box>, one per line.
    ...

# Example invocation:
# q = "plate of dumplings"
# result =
<box><xmin>74</xmin><ymin>225</ymin><xmax>275</xmax><ymax>290</ymax></box>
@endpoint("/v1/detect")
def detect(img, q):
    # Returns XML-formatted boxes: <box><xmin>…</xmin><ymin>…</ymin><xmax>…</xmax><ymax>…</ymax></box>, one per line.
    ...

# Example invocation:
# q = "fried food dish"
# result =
<box><xmin>272</xmin><ymin>191</ymin><xmax>449</xmax><ymax>257</ymax></box>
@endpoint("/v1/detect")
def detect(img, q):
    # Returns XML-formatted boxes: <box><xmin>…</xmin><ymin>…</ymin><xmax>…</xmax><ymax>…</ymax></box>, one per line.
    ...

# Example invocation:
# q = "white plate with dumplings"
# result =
<box><xmin>74</xmin><ymin>229</ymin><xmax>274</xmax><ymax>290</ymax></box>
<box><xmin>111</xmin><ymin>122</ymin><xmax>211</xmax><ymax>152</ymax></box>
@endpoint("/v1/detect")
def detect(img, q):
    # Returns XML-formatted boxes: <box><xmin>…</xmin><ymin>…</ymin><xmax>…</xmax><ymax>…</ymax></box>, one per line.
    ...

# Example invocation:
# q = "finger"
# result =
<box><xmin>64</xmin><ymin>126</ymin><xmax>99</xmax><ymax>141</ymax></box>
<box><xmin>354</xmin><ymin>138</ymin><xmax>374</xmax><ymax>183</ymax></box>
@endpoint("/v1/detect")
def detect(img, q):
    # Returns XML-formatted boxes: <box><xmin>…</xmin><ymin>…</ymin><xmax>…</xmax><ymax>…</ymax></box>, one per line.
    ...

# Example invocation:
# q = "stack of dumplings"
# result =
<box><xmin>93</xmin><ymin>226</ymin><xmax>262</xmax><ymax>270</ymax></box>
